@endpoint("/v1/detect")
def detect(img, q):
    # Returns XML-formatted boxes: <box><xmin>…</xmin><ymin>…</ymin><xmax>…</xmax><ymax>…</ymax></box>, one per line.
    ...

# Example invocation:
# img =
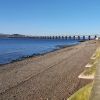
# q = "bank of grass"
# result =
<box><xmin>68</xmin><ymin>48</ymin><xmax>100</xmax><ymax>100</ymax></box>
<box><xmin>83</xmin><ymin>64</ymin><xmax>96</xmax><ymax>76</ymax></box>
<box><xmin>80</xmin><ymin>48</ymin><xmax>100</xmax><ymax>77</ymax></box>
<box><xmin>78</xmin><ymin>60</ymin><xmax>97</xmax><ymax>79</ymax></box>
<box><xmin>68</xmin><ymin>83</ymin><xmax>93</xmax><ymax>100</ymax></box>
<box><xmin>92</xmin><ymin>48</ymin><xmax>100</xmax><ymax>60</ymax></box>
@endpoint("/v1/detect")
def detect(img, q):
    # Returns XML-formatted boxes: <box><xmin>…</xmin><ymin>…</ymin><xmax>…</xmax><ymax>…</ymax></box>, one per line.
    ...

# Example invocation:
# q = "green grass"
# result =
<box><xmin>68</xmin><ymin>83</ymin><xmax>93</xmax><ymax>100</ymax></box>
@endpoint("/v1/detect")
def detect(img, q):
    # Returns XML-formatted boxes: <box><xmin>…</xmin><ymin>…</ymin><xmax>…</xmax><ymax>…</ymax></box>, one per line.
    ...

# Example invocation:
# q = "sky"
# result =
<box><xmin>0</xmin><ymin>0</ymin><xmax>100</xmax><ymax>36</ymax></box>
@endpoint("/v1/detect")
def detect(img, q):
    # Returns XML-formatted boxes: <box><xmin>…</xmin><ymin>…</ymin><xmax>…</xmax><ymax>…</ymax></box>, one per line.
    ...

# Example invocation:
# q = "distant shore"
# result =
<box><xmin>0</xmin><ymin>40</ymin><xmax>97</xmax><ymax>100</ymax></box>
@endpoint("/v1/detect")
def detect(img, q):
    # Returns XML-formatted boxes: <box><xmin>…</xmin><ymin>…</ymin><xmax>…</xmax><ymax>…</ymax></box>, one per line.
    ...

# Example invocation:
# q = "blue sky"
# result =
<box><xmin>0</xmin><ymin>0</ymin><xmax>100</xmax><ymax>36</ymax></box>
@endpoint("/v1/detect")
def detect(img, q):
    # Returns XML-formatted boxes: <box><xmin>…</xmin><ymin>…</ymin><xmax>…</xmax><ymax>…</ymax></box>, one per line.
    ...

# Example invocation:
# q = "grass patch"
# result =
<box><xmin>91</xmin><ymin>48</ymin><xmax>100</xmax><ymax>61</ymax></box>
<box><xmin>83</xmin><ymin>64</ymin><xmax>96</xmax><ymax>76</ymax></box>
<box><xmin>94</xmin><ymin>48</ymin><xmax>100</xmax><ymax>59</ymax></box>
<box><xmin>68</xmin><ymin>83</ymin><xmax>93</xmax><ymax>100</ymax></box>
<box><xmin>68</xmin><ymin>48</ymin><xmax>100</xmax><ymax>100</ymax></box>
<box><xmin>83</xmin><ymin>48</ymin><xmax>100</xmax><ymax>76</ymax></box>
<box><xmin>89</xmin><ymin>59</ymin><xmax>96</xmax><ymax>65</ymax></box>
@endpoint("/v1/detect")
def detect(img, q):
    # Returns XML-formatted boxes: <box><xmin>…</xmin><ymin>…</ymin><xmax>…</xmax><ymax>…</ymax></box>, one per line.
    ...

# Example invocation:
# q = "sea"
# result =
<box><xmin>0</xmin><ymin>38</ymin><xmax>80</xmax><ymax>65</ymax></box>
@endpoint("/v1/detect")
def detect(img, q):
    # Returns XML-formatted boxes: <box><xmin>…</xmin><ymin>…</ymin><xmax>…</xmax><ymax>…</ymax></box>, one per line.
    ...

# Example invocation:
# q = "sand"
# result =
<box><xmin>0</xmin><ymin>40</ymin><xmax>97</xmax><ymax>100</ymax></box>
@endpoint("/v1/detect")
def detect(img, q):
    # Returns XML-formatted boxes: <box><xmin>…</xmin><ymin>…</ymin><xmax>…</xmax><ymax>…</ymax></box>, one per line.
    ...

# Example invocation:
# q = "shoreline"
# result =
<box><xmin>0</xmin><ymin>43</ymin><xmax>79</xmax><ymax>66</ymax></box>
<box><xmin>0</xmin><ymin>40</ymin><xmax>97</xmax><ymax>100</ymax></box>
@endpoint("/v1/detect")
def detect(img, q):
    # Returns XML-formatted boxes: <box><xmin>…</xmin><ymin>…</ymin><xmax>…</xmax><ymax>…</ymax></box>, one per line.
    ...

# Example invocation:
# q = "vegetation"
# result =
<box><xmin>68</xmin><ymin>48</ymin><xmax>100</xmax><ymax>100</ymax></box>
<box><xmin>92</xmin><ymin>48</ymin><xmax>100</xmax><ymax>59</ymax></box>
<box><xmin>83</xmin><ymin>48</ymin><xmax>100</xmax><ymax>76</ymax></box>
<box><xmin>83</xmin><ymin>64</ymin><xmax>96</xmax><ymax>76</ymax></box>
<box><xmin>68</xmin><ymin>83</ymin><xmax>93</xmax><ymax>100</ymax></box>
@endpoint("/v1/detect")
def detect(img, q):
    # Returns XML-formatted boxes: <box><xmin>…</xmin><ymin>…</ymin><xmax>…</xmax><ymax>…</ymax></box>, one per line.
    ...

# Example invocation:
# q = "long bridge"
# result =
<box><xmin>31</xmin><ymin>35</ymin><xmax>97</xmax><ymax>40</ymax></box>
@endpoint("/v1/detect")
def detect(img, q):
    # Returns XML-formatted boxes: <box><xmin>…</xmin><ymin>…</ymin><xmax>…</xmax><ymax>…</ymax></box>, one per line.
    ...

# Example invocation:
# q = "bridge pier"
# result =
<box><xmin>73</xmin><ymin>36</ymin><xmax>75</xmax><ymax>40</ymax></box>
<box><xmin>69</xmin><ymin>36</ymin><xmax>71</xmax><ymax>40</ymax></box>
<box><xmin>32</xmin><ymin>35</ymin><xmax>97</xmax><ymax>40</ymax></box>
<box><xmin>62</xmin><ymin>36</ymin><xmax>64</xmax><ymax>39</ymax></box>
<box><xmin>78</xmin><ymin>36</ymin><xmax>80</xmax><ymax>40</ymax></box>
<box><xmin>55</xmin><ymin>36</ymin><xmax>57</xmax><ymax>39</ymax></box>
<box><xmin>65</xmin><ymin>36</ymin><xmax>67</xmax><ymax>39</ymax></box>
<box><xmin>88</xmin><ymin>35</ymin><xmax>91</xmax><ymax>40</ymax></box>
<box><xmin>83</xmin><ymin>36</ymin><xmax>85</xmax><ymax>40</ymax></box>
<box><xmin>94</xmin><ymin>35</ymin><xmax>97</xmax><ymax>39</ymax></box>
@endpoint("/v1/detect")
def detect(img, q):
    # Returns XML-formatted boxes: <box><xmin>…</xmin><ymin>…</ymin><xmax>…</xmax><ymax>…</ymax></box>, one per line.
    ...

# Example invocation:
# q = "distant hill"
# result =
<box><xmin>0</xmin><ymin>33</ymin><xmax>27</xmax><ymax>38</ymax></box>
<box><xmin>0</xmin><ymin>33</ymin><xmax>10</xmax><ymax>37</ymax></box>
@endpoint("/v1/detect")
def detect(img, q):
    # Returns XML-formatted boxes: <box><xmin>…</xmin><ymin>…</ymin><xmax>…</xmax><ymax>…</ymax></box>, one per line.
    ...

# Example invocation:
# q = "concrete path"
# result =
<box><xmin>90</xmin><ymin>60</ymin><xmax>100</xmax><ymax>100</ymax></box>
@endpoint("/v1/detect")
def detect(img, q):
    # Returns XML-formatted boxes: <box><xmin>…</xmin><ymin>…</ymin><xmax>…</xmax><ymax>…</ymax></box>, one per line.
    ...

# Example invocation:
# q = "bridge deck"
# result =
<box><xmin>31</xmin><ymin>35</ymin><xmax>97</xmax><ymax>40</ymax></box>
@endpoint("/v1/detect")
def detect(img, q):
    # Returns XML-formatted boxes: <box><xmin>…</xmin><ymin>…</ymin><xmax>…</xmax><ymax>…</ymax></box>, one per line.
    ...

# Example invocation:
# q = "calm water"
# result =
<box><xmin>0</xmin><ymin>38</ymin><xmax>80</xmax><ymax>65</ymax></box>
